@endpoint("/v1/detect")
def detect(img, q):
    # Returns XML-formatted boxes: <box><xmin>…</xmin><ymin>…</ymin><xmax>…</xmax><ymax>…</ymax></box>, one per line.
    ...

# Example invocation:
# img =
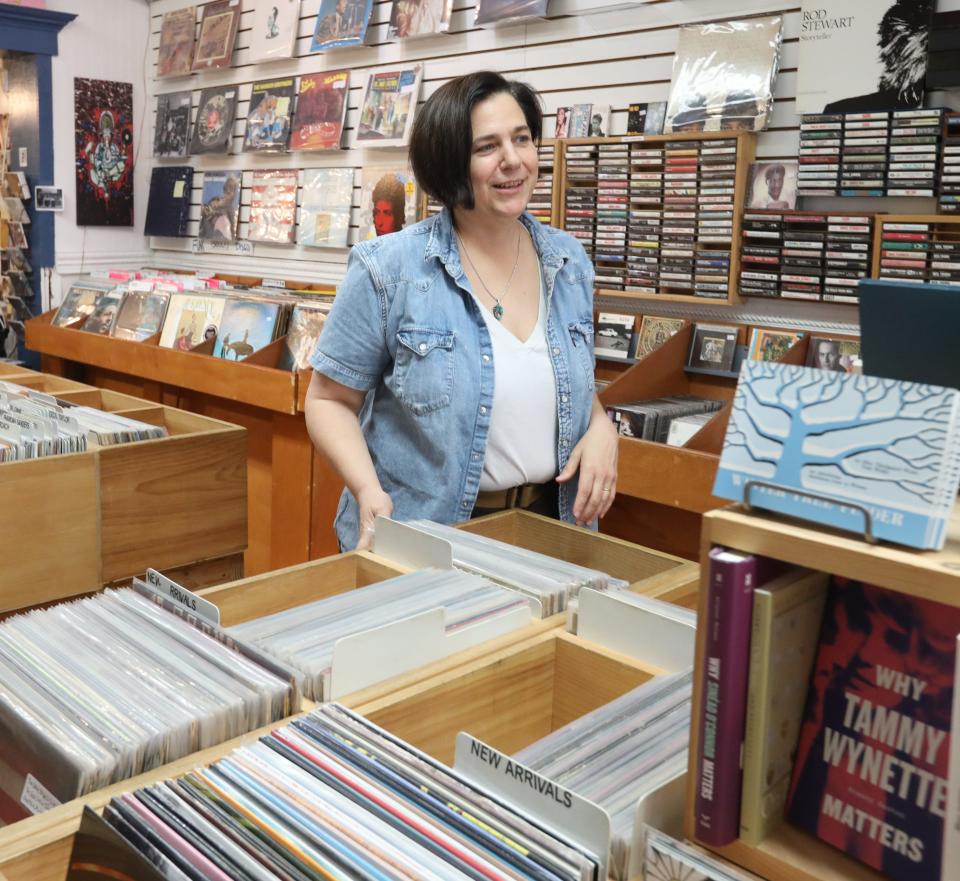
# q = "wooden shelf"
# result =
<box><xmin>0</xmin><ymin>367</ymin><xmax>246</xmax><ymax>612</ymax></box>
<box><xmin>684</xmin><ymin>504</ymin><xmax>960</xmax><ymax>881</ymax></box>
<box><xmin>26</xmin><ymin>309</ymin><xmax>301</xmax><ymax>415</ymax></box>
<box><xmin>596</xmin><ymin>289</ymin><xmax>735</xmax><ymax>305</ymax></box>
<box><xmin>871</xmin><ymin>213</ymin><xmax>960</xmax><ymax>280</ymax></box>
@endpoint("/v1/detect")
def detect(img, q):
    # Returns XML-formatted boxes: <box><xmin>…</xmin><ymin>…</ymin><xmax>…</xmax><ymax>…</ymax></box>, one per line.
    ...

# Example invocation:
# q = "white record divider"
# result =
<box><xmin>450</xmin><ymin>590</ymin><xmax>697</xmax><ymax>880</ymax></box>
<box><xmin>576</xmin><ymin>588</ymin><xmax>696</xmax><ymax>673</ymax></box>
<box><xmin>326</xmin><ymin>515</ymin><xmax>542</xmax><ymax>699</ymax></box>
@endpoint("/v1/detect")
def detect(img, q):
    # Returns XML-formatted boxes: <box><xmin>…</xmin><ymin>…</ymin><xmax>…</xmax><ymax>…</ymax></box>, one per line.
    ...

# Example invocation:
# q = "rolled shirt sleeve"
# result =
<box><xmin>309</xmin><ymin>246</ymin><xmax>390</xmax><ymax>391</ymax></box>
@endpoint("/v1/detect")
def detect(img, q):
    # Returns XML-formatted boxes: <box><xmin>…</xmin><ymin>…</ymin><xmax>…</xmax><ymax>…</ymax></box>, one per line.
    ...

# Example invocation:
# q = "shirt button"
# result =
<box><xmin>480</xmin><ymin>406</ymin><xmax>487</xmax><ymax>415</ymax></box>
<box><xmin>472</xmin><ymin>452</ymin><xmax>480</xmax><ymax>461</ymax></box>
<box><xmin>418</xmin><ymin>342</ymin><xmax>427</xmax><ymax>352</ymax></box>
<box><xmin>553</xmin><ymin>347</ymin><xmax>560</xmax><ymax>355</ymax></box>
<box><xmin>561</xmin><ymin>395</ymin><xmax>568</xmax><ymax>404</ymax></box>
<box><xmin>482</xmin><ymin>354</ymin><xmax>490</xmax><ymax>363</ymax></box>
<box><xmin>462</xmin><ymin>500</ymin><xmax>469</xmax><ymax>507</ymax></box>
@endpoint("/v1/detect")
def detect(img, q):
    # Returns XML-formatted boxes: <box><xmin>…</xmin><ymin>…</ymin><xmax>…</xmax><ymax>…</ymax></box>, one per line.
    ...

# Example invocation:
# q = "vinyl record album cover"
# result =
<box><xmin>797</xmin><ymin>0</ymin><xmax>935</xmax><ymax>114</ymax></box>
<box><xmin>745</xmin><ymin>161</ymin><xmax>798</xmax><ymax>209</ymax></box>
<box><xmin>475</xmin><ymin>0</ymin><xmax>548</xmax><ymax>27</ymax></box>
<box><xmin>389</xmin><ymin>0</ymin><xmax>453</xmax><ymax>39</ymax></box>
<box><xmin>588</xmin><ymin>105</ymin><xmax>610</xmax><ymax>137</ymax></box>
<box><xmin>665</xmin><ymin>17</ymin><xmax>783</xmax><ymax>133</ymax></box>
<box><xmin>153</xmin><ymin>91</ymin><xmax>191</xmax><ymax>158</ymax></box>
<box><xmin>310</xmin><ymin>0</ymin><xmax>374</xmax><ymax>50</ymax></box>
<box><xmin>356</xmin><ymin>66</ymin><xmax>423</xmax><ymax>147</ymax></box>
<box><xmin>190</xmin><ymin>86</ymin><xmax>238</xmax><ymax>154</ymax></box>
<box><xmin>144</xmin><ymin>166</ymin><xmax>194</xmax><ymax>237</ymax></box>
<box><xmin>53</xmin><ymin>283</ymin><xmax>108</xmax><ymax>327</ymax></box>
<box><xmin>747</xmin><ymin>328</ymin><xmax>803</xmax><ymax>362</ymax></box>
<box><xmin>74</xmin><ymin>78</ymin><xmax>134</xmax><ymax>227</ymax></box>
<box><xmin>805</xmin><ymin>337</ymin><xmax>860</xmax><ymax>373</ymax></box>
<box><xmin>213</xmin><ymin>298</ymin><xmax>284</xmax><ymax>359</ymax></box>
<box><xmin>290</xmin><ymin>70</ymin><xmax>349</xmax><ymax>151</ymax></box>
<box><xmin>278</xmin><ymin>303</ymin><xmax>332</xmax><ymax>370</ymax></box>
<box><xmin>159</xmin><ymin>293</ymin><xmax>226</xmax><ymax>350</ymax></box>
<box><xmin>247</xmin><ymin>0</ymin><xmax>301</xmax><ymax>62</ymax></box>
<box><xmin>156</xmin><ymin>6</ymin><xmax>196</xmax><ymax>78</ymax></box>
<box><xmin>243</xmin><ymin>78</ymin><xmax>295</xmax><ymax>152</ymax></box>
<box><xmin>112</xmin><ymin>290</ymin><xmax>170</xmax><ymax>342</ymax></box>
<box><xmin>198</xmin><ymin>171</ymin><xmax>241</xmax><ymax>241</ymax></box>
<box><xmin>687</xmin><ymin>323</ymin><xmax>738</xmax><ymax>372</ymax></box>
<box><xmin>81</xmin><ymin>290</ymin><xmax>124</xmax><ymax>336</ymax></box>
<box><xmin>192</xmin><ymin>0</ymin><xmax>240</xmax><ymax>71</ymax></box>
<box><xmin>635</xmin><ymin>316</ymin><xmax>684</xmax><ymax>360</ymax></box>
<box><xmin>298</xmin><ymin>167</ymin><xmax>354</xmax><ymax>247</ymax></box>
<box><xmin>248</xmin><ymin>169</ymin><xmax>298</xmax><ymax>244</ymax></box>
<box><xmin>358</xmin><ymin>167</ymin><xmax>417</xmax><ymax>240</ymax></box>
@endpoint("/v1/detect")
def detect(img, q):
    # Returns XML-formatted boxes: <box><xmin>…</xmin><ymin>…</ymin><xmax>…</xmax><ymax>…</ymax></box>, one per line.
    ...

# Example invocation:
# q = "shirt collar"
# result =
<box><xmin>424</xmin><ymin>207</ymin><xmax>570</xmax><ymax>274</ymax></box>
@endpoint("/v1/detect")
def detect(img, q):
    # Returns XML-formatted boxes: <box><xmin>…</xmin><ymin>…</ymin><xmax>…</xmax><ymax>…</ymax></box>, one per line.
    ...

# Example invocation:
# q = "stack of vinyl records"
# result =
<box><xmin>229</xmin><ymin>569</ymin><xmax>529</xmax><ymax>700</ymax></box>
<box><xmin>0</xmin><ymin>379</ymin><xmax>168</xmax><ymax>460</ymax></box>
<box><xmin>80</xmin><ymin>702</ymin><xmax>604</xmax><ymax>881</ymax></box>
<box><xmin>515</xmin><ymin>670</ymin><xmax>693</xmax><ymax>881</ymax></box>
<box><xmin>606</xmin><ymin>396</ymin><xmax>724</xmax><ymax>444</ymax></box>
<box><xmin>403</xmin><ymin>520</ymin><xmax>628</xmax><ymax>614</ymax></box>
<box><xmin>0</xmin><ymin>586</ymin><xmax>298</xmax><ymax>820</ymax></box>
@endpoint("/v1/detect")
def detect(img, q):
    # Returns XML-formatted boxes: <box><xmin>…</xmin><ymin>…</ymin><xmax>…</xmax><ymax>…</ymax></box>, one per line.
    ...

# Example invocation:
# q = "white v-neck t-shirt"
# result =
<box><xmin>476</xmin><ymin>274</ymin><xmax>559</xmax><ymax>491</ymax></box>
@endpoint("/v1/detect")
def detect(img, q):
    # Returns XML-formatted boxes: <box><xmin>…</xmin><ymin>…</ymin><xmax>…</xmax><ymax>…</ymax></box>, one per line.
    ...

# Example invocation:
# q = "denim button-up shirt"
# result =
<box><xmin>311</xmin><ymin>208</ymin><xmax>596</xmax><ymax>550</ymax></box>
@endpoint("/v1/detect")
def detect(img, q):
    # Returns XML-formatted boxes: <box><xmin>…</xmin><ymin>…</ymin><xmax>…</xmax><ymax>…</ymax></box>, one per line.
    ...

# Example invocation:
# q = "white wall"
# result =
<box><xmin>47</xmin><ymin>0</ymin><xmax>152</xmax><ymax>297</ymax></box>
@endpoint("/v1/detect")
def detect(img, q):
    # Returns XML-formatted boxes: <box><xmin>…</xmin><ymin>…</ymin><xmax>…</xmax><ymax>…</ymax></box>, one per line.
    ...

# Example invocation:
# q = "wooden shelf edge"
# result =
<box><xmin>596</xmin><ymin>288</ymin><xmax>740</xmax><ymax>305</ymax></box>
<box><xmin>26</xmin><ymin>314</ymin><xmax>299</xmax><ymax>415</ymax></box>
<box><xmin>616</xmin><ymin>437</ymin><xmax>724</xmax><ymax>513</ymax></box>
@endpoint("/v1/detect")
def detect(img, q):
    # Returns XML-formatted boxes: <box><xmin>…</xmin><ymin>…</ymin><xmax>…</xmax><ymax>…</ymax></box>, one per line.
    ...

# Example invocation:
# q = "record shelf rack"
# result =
<box><xmin>25</xmin><ymin>273</ymin><xmax>341</xmax><ymax>574</ymax></box>
<box><xmin>0</xmin><ymin>509</ymin><xmax>699</xmax><ymax>881</ymax></box>
<box><xmin>0</xmin><ymin>364</ymin><xmax>246</xmax><ymax>612</ymax></box>
<box><xmin>685</xmin><ymin>504</ymin><xmax>960</xmax><ymax>881</ymax></box>
<box><xmin>871</xmin><ymin>214</ymin><xmax>960</xmax><ymax>285</ymax></box>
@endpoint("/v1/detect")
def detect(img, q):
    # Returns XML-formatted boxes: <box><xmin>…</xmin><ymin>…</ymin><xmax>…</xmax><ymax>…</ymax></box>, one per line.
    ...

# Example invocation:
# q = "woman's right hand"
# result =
<box><xmin>355</xmin><ymin>486</ymin><xmax>394</xmax><ymax>550</ymax></box>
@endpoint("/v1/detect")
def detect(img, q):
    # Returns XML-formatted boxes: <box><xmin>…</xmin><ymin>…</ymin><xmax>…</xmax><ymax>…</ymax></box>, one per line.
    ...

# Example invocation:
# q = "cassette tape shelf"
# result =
<box><xmin>0</xmin><ymin>509</ymin><xmax>699</xmax><ymax>880</ymax></box>
<box><xmin>0</xmin><ymin>365</ymin><xmax>245</xmax><ymax>612</ymax></box>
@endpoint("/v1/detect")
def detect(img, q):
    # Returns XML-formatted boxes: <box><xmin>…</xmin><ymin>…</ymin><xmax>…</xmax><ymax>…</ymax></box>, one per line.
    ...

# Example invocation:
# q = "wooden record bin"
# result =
<box><xmin>597</xmin><ymin>324</ymin><xmax>811</xmax><ymax>562</ymax></box>
<box><xmin>0</xmin><ymin>365</ymin><xmax>246</xmax><ymax>613</ymax></box>
<box><xmin>684</xmin><ymin>505</ymin><xmax>960</xmax><ymax>881</ymax></box>
<box><xmin>354</xmin><ymin>629</ymin><xmax>660</xmax><ymax>766</ymax></box>
<box><xmin>25</xmin><ymin>287</ymin><xmax>343</xmax><ymax>575</ymax></box>
<box><xmin>461</xmin><ymin>508</ymin><xmax>700</xmax><ymax>607</ymax></box>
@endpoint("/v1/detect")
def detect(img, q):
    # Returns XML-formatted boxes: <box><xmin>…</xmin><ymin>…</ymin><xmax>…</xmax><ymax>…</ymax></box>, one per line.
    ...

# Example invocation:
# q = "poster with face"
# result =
<box><xmin>746</xmin><ymin>161</ymin><xmax>799</xmax><ymax>209</ymax></box>
<box><xmin>358</xmin><ymin>168</ymin><xmax>417</xmax><ymax>240</ymax></box>
<box><xmin>74</xmin><ymin>78</ymin><xmax>134</xmax><ymax>226</ymax></box>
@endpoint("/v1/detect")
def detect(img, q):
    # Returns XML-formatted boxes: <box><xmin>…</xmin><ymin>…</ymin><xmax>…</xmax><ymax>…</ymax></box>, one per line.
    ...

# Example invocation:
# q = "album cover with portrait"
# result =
<box><xmin>746</xmin><ymin>161</ymin><xmax>798</xmax><ymax>210</ymax></box>
<box><xmin>796</xmin><ymin>0</ymin><xmax>935</xmax><ymax>114</ymax></box>
<box><xmin>310</xmin><ymin>0</ymin><xmax>374</xmax><ymax>50</ymax></box>
<box><xmin>74</xmin><ymin>78</ymin><xmax>134</xmax><ymax>227</ymax></box>
<box><xmin>198</xmin><ymin>171</ymin><xmax>241</xmax><ymax>241</ymax></box>
<box><xmin>389</xmin><ymin>0</ymin><xmax>453</xmax><ymax>39</ymax></box>
<box><xmin>358</xmin><ymin>167</ymin><xmax>417</xmax><ymax>241</ymax></box>
<box><xmin>664</xmin><ymin>16</ymin><xmax>783</xmax><ymax>134</ymax></box>
<box><xmin>687</xmin><ymin>323</ymin><xmax>739</xmax><ymax>372</ymax></box>
<box><xmin>192</xmin><ymin>0</ymin><xmax>240</xmax><ymax>71</ymax></box>
<box><xmin>243</xmin><ymin>78</ymin><xmax>295</xmax><ymax>152</ymax></box>
<box><xmin>191</xmin><ymin>86</ymin><xmax>238</xmax><ymax>154</ymax></box>
<box><xmin>804</xmin><ymin>337</ymin><xmax>861</xmax><ymax>373</ymax></box>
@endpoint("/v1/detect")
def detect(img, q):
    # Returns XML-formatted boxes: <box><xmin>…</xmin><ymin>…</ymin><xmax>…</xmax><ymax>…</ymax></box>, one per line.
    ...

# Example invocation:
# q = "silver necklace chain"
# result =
<box><xmin>456</xmin><ymin>225</ymin><xmax>522</xmax><ymax>321</ymax></box>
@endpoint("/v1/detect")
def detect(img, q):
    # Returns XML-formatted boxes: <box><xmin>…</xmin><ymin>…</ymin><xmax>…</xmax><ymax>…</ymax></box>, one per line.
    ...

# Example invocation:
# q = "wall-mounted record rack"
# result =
<box><xmin>739</xmin><ymin>210</ymin><xmax>876</xmax><ymax>304</ymax></box>
<box><xmin>557</xmin><ymin>131</ymin><xmax>756</xmax><ymax>306</ymax></box>
<box><xmin>871</xmin><ymin>214</ymin><xmax>960</xmax><ymax>286</ymax></box>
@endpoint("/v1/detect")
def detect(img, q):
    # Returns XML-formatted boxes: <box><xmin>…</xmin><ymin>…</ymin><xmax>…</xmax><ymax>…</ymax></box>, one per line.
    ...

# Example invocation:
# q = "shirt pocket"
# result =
<box><xmin>567</xmin><ymin>319</ymin><xmax>596</xmax><ymax>389</ymax></box>
<box><xmin>394</xmin><ymin>327</ymin><xmax>456</xmax><ymax>415</ymax></box>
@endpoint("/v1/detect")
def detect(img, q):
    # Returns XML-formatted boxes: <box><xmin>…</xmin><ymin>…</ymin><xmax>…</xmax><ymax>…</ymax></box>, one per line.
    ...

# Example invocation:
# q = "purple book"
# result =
<box><xmin>694</xmin><ymin>547</ymin><xmax>759</xmax><ymax>846</ymax></box>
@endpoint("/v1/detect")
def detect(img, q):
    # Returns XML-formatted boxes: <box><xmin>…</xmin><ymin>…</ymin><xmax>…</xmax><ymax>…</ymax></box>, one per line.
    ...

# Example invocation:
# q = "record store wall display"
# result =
<box><xmin>310</xmin><ymin>0</ymin><xmax>375</xmax><ymax>51</ymax></box>
<box><xmin>74</xmin><ymin>78</ymin><xmax>134</xmax><ymax>227</ymax></box>
<box><xmin>796</xmin><ymin>0</ymin><xmax>936</xmax><ymax>114</ymax></box>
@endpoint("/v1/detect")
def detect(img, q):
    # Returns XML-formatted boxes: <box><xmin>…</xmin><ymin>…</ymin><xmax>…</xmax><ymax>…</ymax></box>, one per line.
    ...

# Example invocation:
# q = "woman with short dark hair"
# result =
<box><xmin>304</xmin><ymin>71</ymin><xmax>618</xmax><ymax>551</ymax></box>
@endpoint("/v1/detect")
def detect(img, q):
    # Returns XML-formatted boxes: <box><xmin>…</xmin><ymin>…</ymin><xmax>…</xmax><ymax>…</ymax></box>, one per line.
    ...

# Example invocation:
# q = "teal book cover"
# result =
<box><xmin>713</xmin><ymin>361</ymin><xmax>960</xmax><ymax>549</ymax></box>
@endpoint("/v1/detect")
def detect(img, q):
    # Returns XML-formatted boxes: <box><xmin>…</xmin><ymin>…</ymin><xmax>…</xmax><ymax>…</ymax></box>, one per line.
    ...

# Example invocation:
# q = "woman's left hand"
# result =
<box><xmin>556</xmin><ymin>412</ymin><xmax>619</xmax><ymax>526</ymax></box>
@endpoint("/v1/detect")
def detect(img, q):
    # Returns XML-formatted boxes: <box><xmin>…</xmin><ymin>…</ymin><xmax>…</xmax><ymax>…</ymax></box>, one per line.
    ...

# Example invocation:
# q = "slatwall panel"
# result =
<box><xmin>146</xmin><ymin>0</ymin><xmax>960</xmax><ymax>331</ymax></box>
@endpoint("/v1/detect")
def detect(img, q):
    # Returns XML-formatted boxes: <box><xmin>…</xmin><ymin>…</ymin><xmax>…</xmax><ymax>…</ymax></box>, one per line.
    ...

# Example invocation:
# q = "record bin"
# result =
<box><xmin>0</xmin><ymin>366</ymin><xmax>246</xmax><ymax>613</ymax></box>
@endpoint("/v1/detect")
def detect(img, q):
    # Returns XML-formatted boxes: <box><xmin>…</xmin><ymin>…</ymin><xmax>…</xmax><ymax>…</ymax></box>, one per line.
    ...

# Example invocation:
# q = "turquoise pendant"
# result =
<box><xmin>492</xmin><ymin>303</ymin><xmax>504</xmax><ymax>321</ymax></box>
